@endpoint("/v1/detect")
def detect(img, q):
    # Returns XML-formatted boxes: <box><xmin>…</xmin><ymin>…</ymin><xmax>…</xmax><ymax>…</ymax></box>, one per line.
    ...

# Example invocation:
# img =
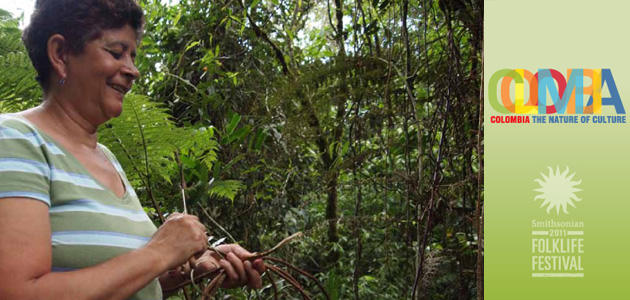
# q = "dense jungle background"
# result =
<box><xmin>0</xmin><ymin>0</ymin><xmax>483</xmax><ymax>299</ymax></box>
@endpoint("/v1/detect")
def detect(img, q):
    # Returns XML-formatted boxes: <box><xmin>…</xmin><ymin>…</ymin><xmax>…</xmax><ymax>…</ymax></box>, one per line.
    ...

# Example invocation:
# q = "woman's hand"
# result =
<box><xmin>145</xmin><ymin>213</ymin><xmax>208</xmax><ymax>270</ymax></box>
<box><xmin>194</xmin><ymin>244</ymin><xmax>266</xmax><ymax>289</ymax></box>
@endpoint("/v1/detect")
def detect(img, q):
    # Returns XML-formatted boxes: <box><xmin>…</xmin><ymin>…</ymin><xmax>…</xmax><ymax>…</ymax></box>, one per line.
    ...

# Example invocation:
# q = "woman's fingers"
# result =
<box><xmin>226</xmin><ymin>252</ymin><xmax>247</xmax><ymax>285</ymax></box>
<box><xmin>219</xmin><ymin>248</ymin><xmax>264</xmax><ymax>288</ymax></box>
<box><xmin>244</xmin><ymin>260</ymin><xmax>262</xmax><ymax>288</ymax></box>
<box><xmin>252</xmin><ymin>258</ymin><xmax>266</xmax><ymax>274</ymax></box>
<box><xmin>213</xmin><ymin>246</ymin><xmax>264</xmax><ymax>289</ymax></box>
<box><xmin>219</xmin><ymin>258</ymin><xmax>239</xmax><ymax>284</ymax></box>
<box><xmin>219</xmin><ymin>244</ymin><xmax>252</xmax><ymax>259</ymax></box>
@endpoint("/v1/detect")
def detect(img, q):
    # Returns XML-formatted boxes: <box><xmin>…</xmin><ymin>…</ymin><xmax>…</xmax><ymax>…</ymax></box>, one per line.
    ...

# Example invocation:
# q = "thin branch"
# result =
<box><xmin>175</xmin><ymin>151</ymin><xmax>188</xmax><ymax>214</ymax></box>
<box><xmin>197</xmin><ymin>203</ymin><xmax>237</xmax><ymax>243</ymax></box>
<box><xmin>264</xmin><ymin>257</ymin><xmax>331</xmax><ymax>300</ymax></box>
<box><xmin>266</xmin><ymin>271</ymin><xmax>279</xmax><ymax>299</ymax></box>
<box><xmin>267</xmin><ymin>264</ymin><xmax>311</xmax><ymax>300</ymax></box>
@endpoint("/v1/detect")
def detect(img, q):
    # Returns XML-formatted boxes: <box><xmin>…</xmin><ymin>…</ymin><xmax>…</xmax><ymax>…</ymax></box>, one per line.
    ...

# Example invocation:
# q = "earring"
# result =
<box><xmin>59</xmin><ymin>78</ymin><xmax>66</xmax><ymax>85</ymax></box>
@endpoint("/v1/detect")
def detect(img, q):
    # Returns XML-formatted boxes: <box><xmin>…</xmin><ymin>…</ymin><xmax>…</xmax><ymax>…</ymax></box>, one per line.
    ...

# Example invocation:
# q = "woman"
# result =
<box><xmin>0</xmin><ymin>0</ymin><xmax>264</xmax><ymax>299</ymax></box>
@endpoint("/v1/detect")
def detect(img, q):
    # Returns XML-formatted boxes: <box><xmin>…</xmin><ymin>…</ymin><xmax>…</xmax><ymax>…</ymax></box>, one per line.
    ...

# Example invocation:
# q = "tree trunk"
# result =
<box><xmin>326</xmin><ymin>174</ymin><xmax>339</xmax><ymax>244</ymax></box>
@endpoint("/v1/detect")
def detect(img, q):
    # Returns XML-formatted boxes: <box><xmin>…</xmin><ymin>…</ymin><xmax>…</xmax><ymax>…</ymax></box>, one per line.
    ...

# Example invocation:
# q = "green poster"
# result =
<box><xmin>485</xmin><ymin>0</ymin><xmax>630</xmax><ymax>299</ymax></box>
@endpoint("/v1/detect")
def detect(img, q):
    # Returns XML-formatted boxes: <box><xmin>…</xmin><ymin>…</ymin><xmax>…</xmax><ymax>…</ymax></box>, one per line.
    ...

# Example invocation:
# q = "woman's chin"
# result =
<box><xmin>110</xmin><ymin>107</ymin><xmax>124</xmax><ymax>118</ymax></box>
<box><xmin>103</xmin><ymin>102</ymin><xmax>124</xmax><ymax>121</ymax></box>
<box><xmin>111</xmin><ymin>110</ymin><xmax>123</xmax><ymax>119</ymax></box>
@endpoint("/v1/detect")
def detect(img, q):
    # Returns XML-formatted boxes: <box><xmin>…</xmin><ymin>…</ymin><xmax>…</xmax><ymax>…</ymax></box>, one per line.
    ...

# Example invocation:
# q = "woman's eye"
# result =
<box><xmin>107</xmin><ymin>50</ymin><xmax>122</xmax><ymax>59</ymax></box>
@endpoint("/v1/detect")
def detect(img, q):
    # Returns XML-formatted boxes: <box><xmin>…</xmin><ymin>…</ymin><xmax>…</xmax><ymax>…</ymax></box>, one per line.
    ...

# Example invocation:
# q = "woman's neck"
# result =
<box><xmin>25</xmin><ymin>95</ymin><xmax>100</xmax><ymax>150</ymax></box>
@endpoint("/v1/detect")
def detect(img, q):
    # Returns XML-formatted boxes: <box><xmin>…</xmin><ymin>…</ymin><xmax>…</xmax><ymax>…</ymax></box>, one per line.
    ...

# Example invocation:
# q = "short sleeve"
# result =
<box><xmin>0</xmin><ymin>116</ymin><xmax>51</xmax><ymax>206</ymax></box>
<box><xmin>97</xmin><ymin>144</ymin><xmax>125</xmax><ymax>175</ymax></box>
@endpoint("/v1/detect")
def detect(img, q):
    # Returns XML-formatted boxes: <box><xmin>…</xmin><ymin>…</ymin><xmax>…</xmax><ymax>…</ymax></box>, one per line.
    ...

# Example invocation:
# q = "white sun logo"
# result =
<box><xmin>533</xmin><ymin>166</ymin><xmax>582</xmax><ymax>215</ymax></box>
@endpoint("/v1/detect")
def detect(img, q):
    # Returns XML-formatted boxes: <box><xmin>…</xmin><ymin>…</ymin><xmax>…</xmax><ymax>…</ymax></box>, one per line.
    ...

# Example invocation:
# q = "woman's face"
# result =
<box><xmin>64</xmin><ymin>24</ymin><xmax>139</xmax><ymax>125</ymax></box>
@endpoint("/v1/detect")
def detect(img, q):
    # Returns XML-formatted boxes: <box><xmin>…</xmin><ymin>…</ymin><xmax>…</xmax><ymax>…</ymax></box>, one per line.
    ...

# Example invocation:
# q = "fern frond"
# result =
<box><xmin>208</xmin><ymin>179</ymin><xmax>245</xmax><ymax>202</ymax></box>
<box><xmin>98</xmin><ymin>94</ymin><xmax>180</xmax><ymax>186</ymax></box>
<box><xmin>177</xmin><ymin>126</ymin><xmax>219</xmax><ymax>170</ymax></box>
<box><xmin>0</xmin><ymin>14</ymin><xmax>41</xmax><ymax>113</ymax></box>
<box><xmin>99</xmin><ymin>94</ymin><xmax>225</xmax><ymax>203</ymax></box>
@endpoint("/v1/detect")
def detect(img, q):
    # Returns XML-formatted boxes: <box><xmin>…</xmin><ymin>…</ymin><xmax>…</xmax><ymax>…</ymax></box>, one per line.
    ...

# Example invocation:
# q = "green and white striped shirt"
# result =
<box><xmin>0</xmin><ymin>114</ymin><xmax>161</xmax><ymax>300</ymax></box>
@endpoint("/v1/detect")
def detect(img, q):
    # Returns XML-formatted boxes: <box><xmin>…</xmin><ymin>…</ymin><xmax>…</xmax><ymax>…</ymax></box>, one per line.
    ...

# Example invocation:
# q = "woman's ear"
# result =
<box><xmin>47</xmin><ymin>34</ymin><xmax>68</xmax><ymax>82</ymax></box>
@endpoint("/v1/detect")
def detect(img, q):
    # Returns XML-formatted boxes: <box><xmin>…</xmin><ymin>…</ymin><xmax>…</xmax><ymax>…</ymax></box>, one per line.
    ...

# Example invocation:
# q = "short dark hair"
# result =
<box><xmin>21</xmin><ymin>0</ymin><xmax>144</xmax><ymax>91</ymax></box>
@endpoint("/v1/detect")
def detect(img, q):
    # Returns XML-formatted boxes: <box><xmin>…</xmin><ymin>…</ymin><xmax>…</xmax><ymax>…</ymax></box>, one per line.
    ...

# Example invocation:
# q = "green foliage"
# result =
<box><xmin>0</xmin><ymin>10</ymin><xmax>40</xmax><ymax>112</ymax></box>
<box><xmin>1</xmin><ymin>0</ymin><xmax>483</xmax><ymax>298</ymax></box>
<box><xmin>208</xmin><ymin>179</ymin><xmax>245</xmax><ymax>203</ymax></box>
<box><xmin>98</xmin><ymin>94</ymin><xmax>182</xmax><ymax>185</ymax></box>
<box><xmin>98</xmin><ymin>94</ymin><xmax>226</xmax><ymax>208</ymax></box>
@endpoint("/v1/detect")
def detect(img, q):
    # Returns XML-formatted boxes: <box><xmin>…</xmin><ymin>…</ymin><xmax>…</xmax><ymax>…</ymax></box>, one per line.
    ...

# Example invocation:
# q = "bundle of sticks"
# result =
<box><xmin>170</xmin><ymin>232</ymin><xmax>331</xmax><ymax>300</ymax></box>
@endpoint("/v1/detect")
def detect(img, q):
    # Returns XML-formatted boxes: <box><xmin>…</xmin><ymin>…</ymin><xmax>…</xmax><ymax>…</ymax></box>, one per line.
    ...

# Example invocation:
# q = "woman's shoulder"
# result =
<box><xmin>0</xmin><ymin>113</ymin><xmax>49</xmax><ymax>149</ymax></box>
<box><xmin>0</xmin><ymin>113</ymin><xmax>65</xmax><ymax>158</ymax></box>
<box><xmin>0</xmin><ymin>113</ymin><xmax>40</xmax><ymax>134</ymax></box>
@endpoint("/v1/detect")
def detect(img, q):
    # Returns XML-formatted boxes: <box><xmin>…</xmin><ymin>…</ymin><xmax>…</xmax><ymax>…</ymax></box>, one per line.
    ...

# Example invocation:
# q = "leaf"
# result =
<box><xmin>253</xmin><ymin>127</ymin><xmax>266</xmax><ymax>150</ymax></box>
<box><xmin>286</xmin><ymin>28</ymin><xmax>294</xmax><ymax>40</ymax></box>
<box><xmin>341</xmin><ymin>140</ymin><xmax>349</xmax><ymax>156</ymax></box>
<box><xmin>225</xmin><ymin>112</ymin><xmax>241</xmax><ymax>136</ymax></box>
<box><xmin>185</xmin><ymin>40</ymin><xmax>200</xmax><ymax>52</ymax></box>
<box><xmin>361</xmin><ymin>275</ymin><xmax>376</xmax><ymax>282</ymax></box>
<box><xmin>249</xmin><ymin>0</ymin><xmax>262</xmax><ymax>11</ymax></box>
<box><xmin>172</xmin><ymin>10</ymin><xmax>182</xmax><ymax>27</ymax></box>
<box><xmin>208</xmin><ymin>180</ymin><xmax>245</xmax><ymax>202</ymax></box>
<box><xmin>228</xmin><ymin>15</ymin><xmax>242</xmax><ymax>24</ymax></box>
<box><xmin>176</xmin><ymin>127</ymin><xmax>218</xmax><ymax>174</ymax></box>
<box><xmin>226</xmin><ymin>71</ymin><xmax>238</xmax><ymax>86</ymax></box>
<box><xmin>180</xmin><ymin>155</ymin><xmax>196</xmax><ymax>168</ymax></box>
<box><xmin>223</xmin><ymin>125</ymin><xmax>251</xmax><ymax>145</ymax></box>
<box><xmin>328</xmin><ymin>141</ymin><xmax>336</xmax><ymax>158</ymax></box>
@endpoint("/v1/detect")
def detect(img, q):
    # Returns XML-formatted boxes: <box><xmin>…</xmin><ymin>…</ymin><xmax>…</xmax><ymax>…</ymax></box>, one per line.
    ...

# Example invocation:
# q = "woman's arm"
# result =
<box><xmin>0</xmin><ymin>198</ymin><xmax>207</xmax><ymax>300</ymax></box>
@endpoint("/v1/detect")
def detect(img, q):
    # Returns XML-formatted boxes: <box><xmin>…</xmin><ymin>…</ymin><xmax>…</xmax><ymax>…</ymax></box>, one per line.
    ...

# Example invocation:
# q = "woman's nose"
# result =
<box><xmin>122</xmin><ymin>59</ymin><xmax>140</xmax><ymax>81</ymax></box>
